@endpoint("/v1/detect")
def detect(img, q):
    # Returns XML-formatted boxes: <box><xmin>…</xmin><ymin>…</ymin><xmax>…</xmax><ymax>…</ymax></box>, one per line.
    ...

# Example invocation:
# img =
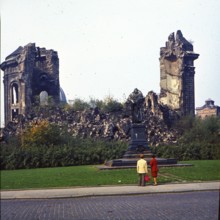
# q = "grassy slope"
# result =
<box><xmin>1</xmin><ymin>160</ymin><xmax>219</xmax><ymax>190</ymax></box>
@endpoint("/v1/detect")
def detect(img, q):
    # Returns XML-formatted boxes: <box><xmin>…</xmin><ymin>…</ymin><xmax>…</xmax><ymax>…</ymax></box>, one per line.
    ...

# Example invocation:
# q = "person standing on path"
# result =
<box><xmin>137</xmin><ymin>154</ymin><xmax>148</xmax><ymax>186</ymax></box>
<box><xmin>150</xmin><ymin>155</ymin><xmax>158</xmax><ymax>186</ymax></box>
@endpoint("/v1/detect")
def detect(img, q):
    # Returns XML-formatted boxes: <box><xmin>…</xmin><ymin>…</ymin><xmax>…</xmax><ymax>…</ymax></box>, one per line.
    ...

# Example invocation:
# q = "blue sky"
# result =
<box><xmin>1</xmin><ymin>0</ymin><xmax>220</xmax><ymax>126</ymax></box>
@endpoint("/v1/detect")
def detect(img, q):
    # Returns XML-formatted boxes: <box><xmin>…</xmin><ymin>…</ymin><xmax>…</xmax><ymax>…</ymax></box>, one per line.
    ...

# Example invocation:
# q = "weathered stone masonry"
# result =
<box><xmin>159</xmin><ymin>30</ymin><xmax>199</xmax><ymax>116</ymax></box>
<box><xmin>0</xmin><ymin>31</ymin><xmax>200</xmax><ymax>146</ymax></box>
<box><xmin>0</xmin><ymin>43</ymin><xmax>60</xmax><ymax>124</ymax></box>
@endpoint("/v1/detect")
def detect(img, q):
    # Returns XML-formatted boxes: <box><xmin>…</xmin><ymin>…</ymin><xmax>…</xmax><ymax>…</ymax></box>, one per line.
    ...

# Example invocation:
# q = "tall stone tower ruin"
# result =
<box><xmin>159</xmin><ymin>30</ymin><xmax>199</xmax><ymax>116</ymax></box>
<box><xmin>0</xmin><ymin>43</ymin><xmax>60</xmax><ymax>124</ymax></box>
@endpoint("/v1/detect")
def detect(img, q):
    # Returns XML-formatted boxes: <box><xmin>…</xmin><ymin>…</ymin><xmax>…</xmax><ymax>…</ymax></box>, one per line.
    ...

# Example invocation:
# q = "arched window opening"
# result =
<box><xmin>12</xmin><ymin>109</ymin><xmax>19</xmax><ymax>120</ymax></box>
<box><xmin>11</xmin><ymin>84</ymin><xmax>19</xmax><ymax>104</ymax></box>
<box><xmin>39</xmin><ymin>74</ymin><xmax>48</xmax><ymax>87</ymax></box>
<box><xmin>148</xmin><ymin>99</ymin><xmax>152</xmax><ymax>109</ymax></box>
<box><xmin>40</xmin><ymin>91</ymin><xmax>49</xmax><ymax>105</ymax></box>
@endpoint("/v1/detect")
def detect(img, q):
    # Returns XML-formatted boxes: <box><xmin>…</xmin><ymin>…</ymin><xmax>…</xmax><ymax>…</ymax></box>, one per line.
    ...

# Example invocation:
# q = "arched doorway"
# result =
<box><xmin>40</xmin><ymin>91</ymin><xmax>49</xmax><ymax>105</ymax></box>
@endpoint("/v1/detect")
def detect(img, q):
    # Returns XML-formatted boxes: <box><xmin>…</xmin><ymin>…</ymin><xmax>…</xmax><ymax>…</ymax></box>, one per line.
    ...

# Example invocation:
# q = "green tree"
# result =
<box><xmin>102</xmin><ymin>95</ymin><xmax>123</xmax><ymax>112</ymax></box>
<box><xmin>22</xmin><ymin>120</ymin><xmax>63</xmax><ymax>148</ymax></box>
<box><xmin>88</xmin><ymin>97</ymin><xmax>104</xmax><ymax>109</ymax></box>
<box><xmin>72</xmin><ymin>98</ymin><xmax>90</xmax><ymax>111</ymax></box>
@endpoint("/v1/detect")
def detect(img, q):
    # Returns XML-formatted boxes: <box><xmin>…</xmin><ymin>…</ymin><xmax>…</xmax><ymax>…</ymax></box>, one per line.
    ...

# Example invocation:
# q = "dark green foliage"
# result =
<box><xmin>72</xmin><ymin>98</ymin><xmax>90</xmax><ymax>111</ymax></box>
<box><xmin>101</xmin><ymin>96</ymin><xmax>123</xmax><ymax>113</ymax></box>
<box><xmin>70</xmin><ymin>96</ymin><xmax>123</xmax><ymax>113</ymax></box>
<box><xmin>88</xmin><ymin>95</ymin><xmax>123</xmax><ymax>113</ymax></box>
<box><xmin>88</xmin><ymin>97</ymin><xmax>104</xmax><ymax>109</ymax></box>
<box><xmin>152</xmin><ymin>116</ymin><xmax>220</xmax><ymax>160</ymax></box>
<box><xmin>2</xmin><ymin>102</ymin><xmax>220</xmax><ymax>170</ymax></box>
<box><xmin>1</xmin><ymin>135</ymin><xmax>127</xmax><ymax>170</ymax></box>
<box><xmin>173</xmin><ymin>115</ymin><xmax>195</xmax><ymax>135</ymax></box>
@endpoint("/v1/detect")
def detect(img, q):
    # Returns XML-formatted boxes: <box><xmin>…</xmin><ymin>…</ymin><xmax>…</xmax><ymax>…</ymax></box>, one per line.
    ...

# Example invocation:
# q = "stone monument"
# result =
<box><xmin>124</xmin><ymin>88</ymin><xmax>151</xmax><ymax>156</ymax></box>
<box><xmin>105</xmin><ymin>88</ymin><xmax>177</xmax><ymax>168</ymax></box>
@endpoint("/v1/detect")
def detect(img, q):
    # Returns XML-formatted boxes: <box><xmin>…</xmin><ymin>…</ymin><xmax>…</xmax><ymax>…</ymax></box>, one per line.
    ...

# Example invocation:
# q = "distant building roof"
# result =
<box><xmin>196</xmin><ymin>98</ymin><xmax>218</xmax><ymax>110</ymax></box>
<box><xmin>196</xmin><ymin>99</ymin><xmax>220</xmax><ymax>119</ymax></box>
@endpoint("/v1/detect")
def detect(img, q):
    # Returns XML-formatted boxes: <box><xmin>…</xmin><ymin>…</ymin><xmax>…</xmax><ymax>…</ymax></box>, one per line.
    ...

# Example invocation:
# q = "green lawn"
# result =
<box><xmin>1</xmin><ymin>160</ymin><xmax>219</xmax><ymax>190</ymax></box>
<box><xmin>159</xmin><ymin>160</ymin><xmax>220</xmax><ymax>183</ymax></box>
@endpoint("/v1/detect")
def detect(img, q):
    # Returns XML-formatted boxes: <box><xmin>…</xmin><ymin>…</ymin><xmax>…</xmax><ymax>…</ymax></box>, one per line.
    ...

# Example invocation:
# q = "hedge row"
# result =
<box><xmin>151</xmin><ymin>143</ymin><xmax>220</xmax><ymax>161</ymax></box>
<box><xmin>1</xmin><ymin>115</ymin><xmax>220</xmax><ymax>169</ymax></box>
<box><xmin>1</xmin><ymin>141</ymin><xmax>219</xmax><ymax>170</ymax></box>
<box><xmin>0</xmin><ymin>139</ymin><xmax>127</xmax><ymax>170</ymax></box>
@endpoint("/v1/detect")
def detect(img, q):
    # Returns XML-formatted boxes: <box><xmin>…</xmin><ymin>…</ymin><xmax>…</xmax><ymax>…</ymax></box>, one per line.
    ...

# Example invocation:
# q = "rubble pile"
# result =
<box><xmin>1</xmin><ymin>101</ymin><xmax>180</xmax><ymax>146</ymax></box>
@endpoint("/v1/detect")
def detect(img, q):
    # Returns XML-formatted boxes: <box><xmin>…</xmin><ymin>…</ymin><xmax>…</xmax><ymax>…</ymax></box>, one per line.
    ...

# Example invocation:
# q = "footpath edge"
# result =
<box><xmin>1</xmin><ymin>181</ymin><xmax>219</xmax><ymax>200</ymax></box>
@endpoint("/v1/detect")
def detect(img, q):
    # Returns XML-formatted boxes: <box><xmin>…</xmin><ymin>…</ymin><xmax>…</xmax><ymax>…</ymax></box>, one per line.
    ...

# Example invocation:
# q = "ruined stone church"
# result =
<box><xmin>1</xmin><ymin>30</ymin><xmax>199</xmax><ymax>136</ymax></box>
<box><xmin>0</xmin><ymin>43</ymin><xmax>66</xmax><ymax>124</ymax></box>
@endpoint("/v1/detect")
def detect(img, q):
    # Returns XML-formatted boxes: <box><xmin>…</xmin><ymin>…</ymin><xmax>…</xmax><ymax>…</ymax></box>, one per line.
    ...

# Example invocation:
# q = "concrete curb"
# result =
<box><xmin>1</xmin><ymin>182</ymin><xmax>219</xmax><ymax>200</ymax></box>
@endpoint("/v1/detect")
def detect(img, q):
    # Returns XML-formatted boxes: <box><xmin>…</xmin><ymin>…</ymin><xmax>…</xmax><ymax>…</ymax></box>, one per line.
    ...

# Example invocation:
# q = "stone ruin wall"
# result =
<box><xmin>159</xmin><ymin>30</ymin><xmax>199</xmax><ymax>116</ymax></box>
<box><xmin>159</xmin><ymin>58</ymin><xmax>183</xmax><ymax>109</ymax></box>
<box><xmin>0</xmin><ymin>100</ymin><xmax>180</xmax><ymax>147</ymax></box>
<box><xmin>0</xmin><ymin>43</ymin><xmax>60</xmax><ymax>124</ymax></box>
<box><xmin>0</xmin><ymin>30</ymin><xmax>199</xmax><ymax>146</ymax></box>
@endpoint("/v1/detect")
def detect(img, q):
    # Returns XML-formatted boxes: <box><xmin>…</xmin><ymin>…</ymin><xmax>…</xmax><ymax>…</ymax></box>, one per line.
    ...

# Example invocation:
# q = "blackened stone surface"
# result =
<box><xmin>128</xmin><ymin>123</ymin><xmax>149</xmax><ymax>151</ymax></box>
<box><xmin>0</xmin><ymin>43</ymin><xmax>60</xmax><ymax>124</ymax></box>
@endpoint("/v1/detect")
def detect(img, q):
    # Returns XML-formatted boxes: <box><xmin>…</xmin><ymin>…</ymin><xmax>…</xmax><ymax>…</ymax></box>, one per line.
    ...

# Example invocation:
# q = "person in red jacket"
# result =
<box><xmin>150</xmin><ymin>155</ymin><xmax>158</xmax><ymax>186</ymax></box>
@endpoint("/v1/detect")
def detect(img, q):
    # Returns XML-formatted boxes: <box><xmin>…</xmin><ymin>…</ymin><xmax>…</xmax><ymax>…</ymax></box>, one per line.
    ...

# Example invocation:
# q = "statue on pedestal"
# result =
<box><xmin>126</xmin><ymin>88</ymin><xmax>145</xmax><ymax>123</ymax></box>
<box><xmin>124</xmin><ymin>88</ymin><xmax>149</xmax><ymax>152</ymax></box>
<box><xmin>104</xmin><ymin>88</ymin><xmax>177</xmax><ymax>167</ymax></box>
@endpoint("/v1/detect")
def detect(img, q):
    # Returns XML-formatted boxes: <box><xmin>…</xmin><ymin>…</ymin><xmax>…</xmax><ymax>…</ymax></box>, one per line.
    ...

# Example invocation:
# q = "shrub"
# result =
<box><xmin>0</xmin><ymin>137</ymin><xmax>127</xmax><ymax>170</ymax></box>
<box><xmin>22</xmin><ymin>120</ymin><xmax>59</xmax><ymax>148</ymax></box>
<box><xmin>72</xmin><ymin>98</ymin><xmax>90</xmax><ymax>111</ymax></box>
<box><xmin>102</xmin><ymin>95</ymin><xmax>123</xmax><ymax>113</ymax></box>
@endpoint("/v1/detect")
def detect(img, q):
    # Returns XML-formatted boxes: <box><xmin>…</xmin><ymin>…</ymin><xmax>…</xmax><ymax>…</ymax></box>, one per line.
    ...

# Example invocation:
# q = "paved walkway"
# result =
<box><xmin>1</xmin><ymin>181</ymin><xmax>219</xmax><ymax>200</ymax></box>
<box><xmin>2</xmin><ymin>191</ymin><xmax>219</xmax><ymax>220</ymax></box>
